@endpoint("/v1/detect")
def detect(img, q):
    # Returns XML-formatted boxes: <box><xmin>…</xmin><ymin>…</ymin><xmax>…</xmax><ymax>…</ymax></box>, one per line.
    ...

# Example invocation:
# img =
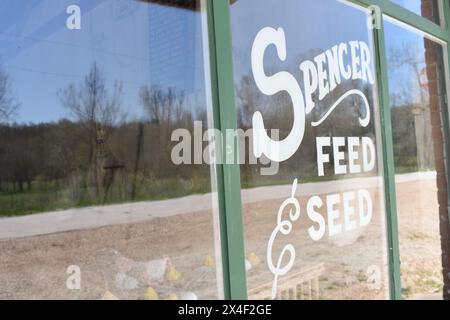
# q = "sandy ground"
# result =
<box><xmin>395</xmin><ymin>178</ymin><xmax>444</xmax><ymax>299</ymax></box>
<box><xmin>0</xmin><ymin>172</ymin><xmax>445</xmax><ymax>300</ymax></box>
<box><xmin>0</xmin><ymin>210</ymin><xmax>221</xmax><ymax>300</ymax></box>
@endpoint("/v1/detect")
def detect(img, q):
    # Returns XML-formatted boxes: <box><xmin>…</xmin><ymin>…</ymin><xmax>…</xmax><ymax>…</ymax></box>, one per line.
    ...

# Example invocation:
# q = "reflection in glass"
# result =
<box><xmin>231</xmin><ymin>0</ymin><xmax>390</xmax><ymax>300</ymax></box>
<box><xmin>0</xmin><ymin>0</ymin><xmax>222</xmax><ymax>300</ymax></box>
<box><xmin>385</xmin><ymin>19</ymin><xmax>450</xmax><ymax>299</ymax></box>
<box><xmin>390</xmin><ymin>0</ymin><xmax>441</xmax><ymax>25</ymax></box>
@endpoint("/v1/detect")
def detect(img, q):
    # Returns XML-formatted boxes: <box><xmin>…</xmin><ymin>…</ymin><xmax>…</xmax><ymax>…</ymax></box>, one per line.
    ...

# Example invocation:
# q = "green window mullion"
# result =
<box><xmin>206</xmin><ymin>0</ymin><xmax>248</xmax><ymax>300</ymax></box>
<box><xmin>373</xmin><ymin>18</ymin><xmax>402</xmax><ymax>300</ymax></box>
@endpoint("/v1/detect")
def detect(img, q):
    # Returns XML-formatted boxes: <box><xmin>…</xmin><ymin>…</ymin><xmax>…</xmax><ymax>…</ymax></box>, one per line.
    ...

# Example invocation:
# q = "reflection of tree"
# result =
<box><xmin>139</xmin><ymin>85</ymin><xmax>187</xmax><ymax>174</ymax></box>
<box><xmin>139</xmin><ymin>86</ymin><xmax>185</xmax><ymax>125</ymax></box>
<box><xmin>59</xmin><ymin>62</ymin><xmax>124</xmax><ymax>198</ymax></box>
<box><xmin>389</xmin><ymin>42</ymin><xmax>427</xmax><ymax>106</ymax></box>
<box><xmin>0</xmin><ymin>67</ymin><xmax>19</xmax><ymax>122</ymax></box>
<box><xmin>389</xmin><ymin>41</ymin><xmax>434</xmax><ymax>171</ymax></box>
<box><xmin>60</xmin><ymin>62</ymin><xmax>124</xmax><ymax>129</ymax></box>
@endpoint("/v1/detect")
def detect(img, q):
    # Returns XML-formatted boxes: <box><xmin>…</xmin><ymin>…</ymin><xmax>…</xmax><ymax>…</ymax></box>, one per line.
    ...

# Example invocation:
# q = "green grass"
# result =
<box><xmin>0</xmin><ymin>175</ymin><xmax>211</xmax><ymax>217</ymax></box>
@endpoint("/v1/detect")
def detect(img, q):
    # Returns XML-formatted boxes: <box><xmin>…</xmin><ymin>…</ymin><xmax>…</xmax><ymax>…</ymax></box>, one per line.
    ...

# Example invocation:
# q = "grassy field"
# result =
<box><xmin>0</xmin><ymin>175</ymin><xmax>211</xmax><ymax>217</ymax></box>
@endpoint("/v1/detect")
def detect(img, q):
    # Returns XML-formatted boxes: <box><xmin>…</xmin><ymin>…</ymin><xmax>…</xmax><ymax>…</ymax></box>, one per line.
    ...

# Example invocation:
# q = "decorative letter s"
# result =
<box><xmin>251</xmin><ymin>27</ymin><xmax>305</xmax><ymax>162</ymax></box>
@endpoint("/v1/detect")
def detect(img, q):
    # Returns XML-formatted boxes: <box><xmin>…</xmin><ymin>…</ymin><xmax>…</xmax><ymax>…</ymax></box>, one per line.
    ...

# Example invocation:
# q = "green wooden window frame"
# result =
<box><xmin>205</xmin><ymin>0</ymin><xmax>450</xmax><ymax>300</ymax></box>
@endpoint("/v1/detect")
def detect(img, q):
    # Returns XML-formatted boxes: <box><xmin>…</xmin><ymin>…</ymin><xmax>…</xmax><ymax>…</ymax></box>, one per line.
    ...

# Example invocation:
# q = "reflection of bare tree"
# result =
<box><xmin>139</xmin><ymin>86</ymin><xmax>186</xmax><ymax>175</ymax></box>
<box><xmin>59</xmin><ymin>62</ymin><xmax>124</xmax><ymax>197</ymax></box>
<box><xmin>389</xmin><ymin>41</ymin><xmax>434</xmax><ymax>171</ymax></box>
<box><xmin>389</xmin><ymin>42</ymin><xmax>427</xmax><ymax>105</ymax></box>
<box><xmin>60</xmin><ymin>62</ymin><xmax>124</xmax><ymax>129</ymax></box>
<box><xmin>139</xmin><ymin>86</ymin><xmax>185</xmax><ymax>125</ymax></box>
<box><xmin>0</xmin><ymin>68</ymin><xmax>19</xmax><ymax>122</ymax></box>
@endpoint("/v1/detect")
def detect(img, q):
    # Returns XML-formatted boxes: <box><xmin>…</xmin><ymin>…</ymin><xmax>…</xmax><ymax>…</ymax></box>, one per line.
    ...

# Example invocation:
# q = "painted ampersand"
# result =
<box><xmin>267</xmin><ymin>179</ymin><xmax>300</xmax><ymax>299</ymax></box>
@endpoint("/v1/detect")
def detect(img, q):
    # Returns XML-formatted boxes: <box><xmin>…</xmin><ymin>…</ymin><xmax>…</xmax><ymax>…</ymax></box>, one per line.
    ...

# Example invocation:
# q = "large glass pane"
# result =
<box><xmin>0</xmin><ymin>0</ymin><xmax>222</xmax><ymax>300</ymax></box>
<box><xmin>385</xmin><ymin>18</ymin><xmax>450</xmax><ymax>300</ymax></box>
<box><xmin>230</xmin><ymin>0</ymin><xmax>390</xmax><ymax>299</ymax></box>
<box><xmin>390</xmin><ymin>0</ymin><xmax>442</xmax><ymax>25</ymax></box>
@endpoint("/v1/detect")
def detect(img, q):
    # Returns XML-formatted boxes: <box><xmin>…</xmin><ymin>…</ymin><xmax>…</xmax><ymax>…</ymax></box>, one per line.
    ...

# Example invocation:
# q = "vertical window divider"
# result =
<box><xmin>206</xmin><ymin>0</ymin><xmax>248</xmax><ymax>300</ymax></box>
<box><xmin>373</xmin><ymin>17</ymin><xmax>402</xmax><ymax>300</ymax></box>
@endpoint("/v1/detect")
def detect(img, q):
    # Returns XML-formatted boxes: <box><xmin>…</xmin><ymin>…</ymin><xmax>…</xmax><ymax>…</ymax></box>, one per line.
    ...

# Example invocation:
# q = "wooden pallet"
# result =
<box><xmin>248</xmin><ymin>263</ymin><xmax>325</xmax><ymax>300</ymax></box>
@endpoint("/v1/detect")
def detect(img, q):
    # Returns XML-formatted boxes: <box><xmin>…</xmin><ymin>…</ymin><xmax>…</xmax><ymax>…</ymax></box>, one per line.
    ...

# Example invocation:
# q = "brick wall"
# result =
<box><xmin>424</xmin><ymin>34</ymin><xmax>450</xmax><ymax>300</ymax></box>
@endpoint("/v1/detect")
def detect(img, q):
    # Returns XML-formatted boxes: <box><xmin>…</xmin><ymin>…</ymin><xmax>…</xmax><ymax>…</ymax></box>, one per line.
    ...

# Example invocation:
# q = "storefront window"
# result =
<box><xmin>1</xmin><ymin>0</ymin><xmax>450</xmax><ymax>302</ymax></box>
<box><xmin>230</xmin><ymin>0</ymin><xmax>390</xmax><ymax>299</ymax></box>
<box><xmin>385</xmin><ymin>18</ymin><xmax>450</xmax><ymax>299</ymax></box>
<box><xmin>0</xmin><ymin>0</ymin><xmax>223</xmax><ymax>300</ymax></box>
<box><xmin>390</xmin><ymin>0</ymin><xmax>442</xmax><ymax>25</ymax></box>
